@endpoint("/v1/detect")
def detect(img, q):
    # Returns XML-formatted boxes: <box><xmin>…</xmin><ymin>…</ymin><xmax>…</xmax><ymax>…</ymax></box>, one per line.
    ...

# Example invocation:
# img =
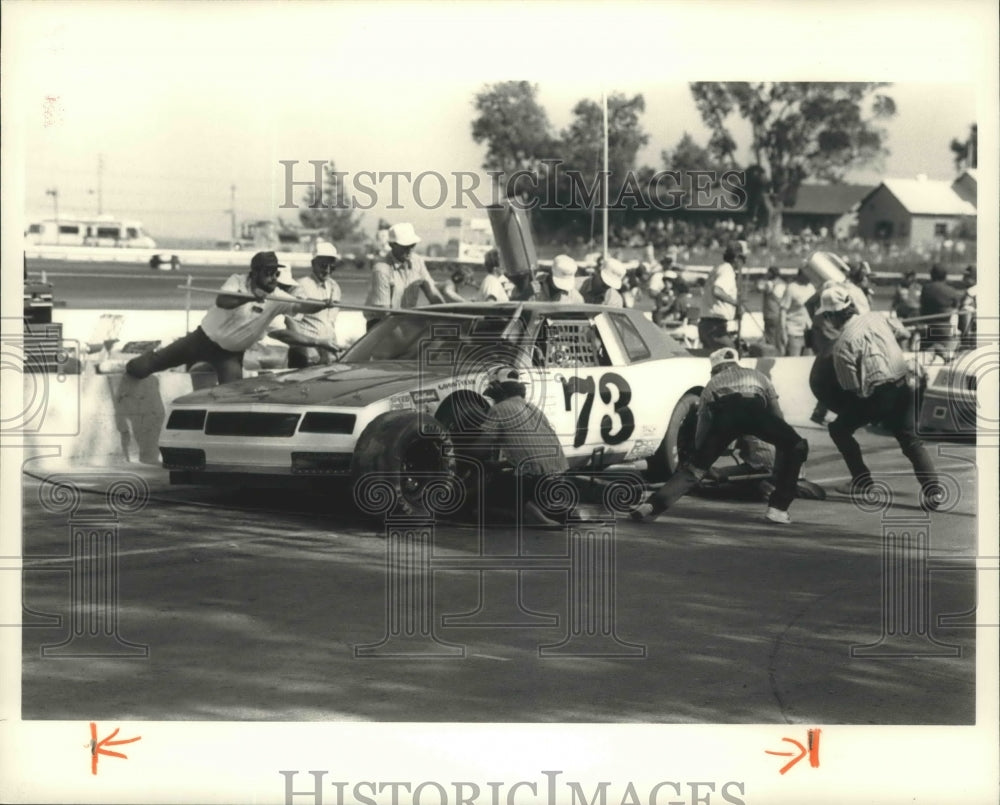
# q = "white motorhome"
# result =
<box><xmin>25</xmin><ymin>216</ymin><xmax>156</xmax><ymax>248</ymax></box>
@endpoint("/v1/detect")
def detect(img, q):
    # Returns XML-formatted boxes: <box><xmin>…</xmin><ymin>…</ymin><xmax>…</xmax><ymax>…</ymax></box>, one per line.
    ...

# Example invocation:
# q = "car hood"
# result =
<box><xmin>170</xmin><ymin>362</ymin><xmax>453</xmax><ymax>408</ymax></box>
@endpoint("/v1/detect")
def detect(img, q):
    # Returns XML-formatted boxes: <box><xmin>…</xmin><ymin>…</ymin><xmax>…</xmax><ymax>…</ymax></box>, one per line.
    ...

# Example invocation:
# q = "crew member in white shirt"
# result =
<box><xmin>479</xmin><ymin>248</ymin><xmax>512</xmax><ymax>302</ymax></box>
<box><xmin>125</xmin><ymin>251</ymin><xmax>323</xmax><ymax>384</ymax></box>
<box><xmin>274</xmin><ymin>241</ymin><xmax>343</xmax><ymax>368</ymax></box>
<box><xmin>698</xmin><ymin>240</ymin><xmax>746</xmax><ymax>350</ymax></box>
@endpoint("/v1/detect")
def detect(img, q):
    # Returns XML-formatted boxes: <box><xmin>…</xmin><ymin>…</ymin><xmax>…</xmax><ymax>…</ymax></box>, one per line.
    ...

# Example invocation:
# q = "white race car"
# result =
<box><xmin>159</xmin><ymin>303</ymin><xmax>712</xmax><ymax>510</ymax></box>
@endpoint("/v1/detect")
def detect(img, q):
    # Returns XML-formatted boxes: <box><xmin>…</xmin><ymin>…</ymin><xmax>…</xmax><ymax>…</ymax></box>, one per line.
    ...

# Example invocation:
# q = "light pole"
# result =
<box><xmin>46</xmin><ymin>187</ymin><xmax>59</xmax><ymax>244</ymax></box>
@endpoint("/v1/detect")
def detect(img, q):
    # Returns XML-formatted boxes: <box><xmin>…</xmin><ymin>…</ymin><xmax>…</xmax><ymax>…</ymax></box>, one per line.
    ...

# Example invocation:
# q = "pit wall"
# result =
<box><xmin>22</xmin><ymin>305</ymin><xmax>836</xmax><ymax>467</ymax></box>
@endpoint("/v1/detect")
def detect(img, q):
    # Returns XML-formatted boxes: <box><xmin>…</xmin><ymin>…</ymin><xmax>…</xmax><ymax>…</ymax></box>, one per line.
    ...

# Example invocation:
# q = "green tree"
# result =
<box><xmin>689</xmin><ymin>82</ymin><xmax>897</xmax><ymax>244</ymax></box>
<box><xmin>660</xmin><ymin>131</ymin><xmax>726</xmax><ymax>209</ymax></box>
<box><xmin>298</xmin><ymin>161</ymin><xmax>365</xmax><ymax>243</ymax></box>
<box><xmin>471</xmin><ymin>81</ymin><xmax>555</xmax><ymax>175</ymax></box>
<box><xmin>950</xmin><ymin>123</ymin><xmax>977</xmax><ymax>171</ymax></box>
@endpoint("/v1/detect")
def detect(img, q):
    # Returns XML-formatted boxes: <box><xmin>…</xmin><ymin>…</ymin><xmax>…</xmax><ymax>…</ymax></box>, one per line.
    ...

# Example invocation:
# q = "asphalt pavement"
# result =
<box><xmin>20</xmin><ymin>429</ymin><xmax>978</xmax><ymax>724</ymax></box>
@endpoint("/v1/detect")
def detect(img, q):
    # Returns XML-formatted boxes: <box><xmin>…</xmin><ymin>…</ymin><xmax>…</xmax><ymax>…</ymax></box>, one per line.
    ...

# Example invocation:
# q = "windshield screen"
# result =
<box><xmin>341</xmin><ymin>311</ymin><xmax>522</xmax><ymax>363</ymax></box>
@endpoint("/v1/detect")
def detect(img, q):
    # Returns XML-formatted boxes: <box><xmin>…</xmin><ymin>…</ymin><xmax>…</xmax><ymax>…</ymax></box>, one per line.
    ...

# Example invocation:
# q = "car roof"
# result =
<box><xmin>387</xmin><ymin>303</ymin><xmax>688</xmax><ymax>360</ymax></box>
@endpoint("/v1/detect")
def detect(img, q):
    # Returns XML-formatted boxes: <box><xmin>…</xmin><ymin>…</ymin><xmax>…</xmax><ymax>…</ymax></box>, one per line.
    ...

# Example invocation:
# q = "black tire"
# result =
<box><xmin>645</xmin><ymin>391</ymin><xmax>700</xmax><ymax>481</ymax></box>
<box><xmin>351</xmin><ymin>411</ymin><xmax>457</xmax><ymax>516</ymax></box>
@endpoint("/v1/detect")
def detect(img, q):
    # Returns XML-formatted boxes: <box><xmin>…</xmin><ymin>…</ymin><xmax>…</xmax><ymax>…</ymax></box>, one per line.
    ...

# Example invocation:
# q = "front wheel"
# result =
<box><xmin>351</xmin><ymin>411</ymin><xmax>459</xmax><ymax>516</ymax></box>
<box><xmin>645</xmin><ymin>391</ymin><xmax>700</xmax><ymax>481</ymax></box>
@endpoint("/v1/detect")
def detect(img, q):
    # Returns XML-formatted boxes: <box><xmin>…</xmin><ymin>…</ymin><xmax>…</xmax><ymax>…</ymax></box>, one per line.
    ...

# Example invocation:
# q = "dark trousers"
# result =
<box><xmin>125</xmin><ymin>327</ymin><xmax>244</xmax><ymax>384</ymax></box>
<box><xmin>650</xmin><ymin>395</ymin><xmax>808</xmax><ymax>513</ymax></box>
<box><xmin>697</xmin><ymin>317</ymin><xmax>735</xmax><ymax>350</ymax></box>
<box><xmin>828</xmin><ymin>380</ymin><xmax>937</xmax><ymax>491</ymax></box>
<box><xmin>809</xmin><ymin>353</ymin><xmax>855</xmax><ymax>420</ymax></box>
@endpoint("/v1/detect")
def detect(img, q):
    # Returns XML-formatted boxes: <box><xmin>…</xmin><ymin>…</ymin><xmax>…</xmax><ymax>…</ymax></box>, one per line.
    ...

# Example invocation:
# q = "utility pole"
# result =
<box><xmin>46</xmin><ymin>187</ymin><xmax>59</xmax><ymax>244</ymax></box>
<box><xmin>97</xmin><ymin>153</ymin><xmax>104</xmax><ymax>215</ymax></box>
<box><xmin>225</xmin><ymin>184</ymin><xmax>237</xmax><ymax>245</ymax></box>
<box><xmin>601</xmin><ymin>90</ymin><xmax>609</xmax><ymax>264</ymax></box>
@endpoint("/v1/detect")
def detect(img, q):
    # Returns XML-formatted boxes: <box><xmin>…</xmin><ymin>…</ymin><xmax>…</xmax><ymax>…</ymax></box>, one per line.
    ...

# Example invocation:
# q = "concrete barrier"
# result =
<box><xmin>29</xmin><ymin>307</ymin><xmax>943</xmax><ymax>468</ymax></box>
<box><xmin>53</xmin><ymin>309</ymin><xmax>367</xmax><ymax>355</ymax></box>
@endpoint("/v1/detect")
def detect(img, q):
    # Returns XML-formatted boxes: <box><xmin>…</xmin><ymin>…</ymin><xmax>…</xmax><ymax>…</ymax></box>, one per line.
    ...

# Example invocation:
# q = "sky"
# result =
<box><xmin>4</xmin><ymin>1</ymin><xmax>994</xmax><ymax>247</ymax></box>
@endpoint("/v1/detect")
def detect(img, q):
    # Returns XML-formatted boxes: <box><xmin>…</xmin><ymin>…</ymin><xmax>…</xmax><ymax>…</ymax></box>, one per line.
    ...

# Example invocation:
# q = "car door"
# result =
<box><xmin>532</xmin><ymin>312</ymin><xmax>640</xmax><ymax>466</ymax></box>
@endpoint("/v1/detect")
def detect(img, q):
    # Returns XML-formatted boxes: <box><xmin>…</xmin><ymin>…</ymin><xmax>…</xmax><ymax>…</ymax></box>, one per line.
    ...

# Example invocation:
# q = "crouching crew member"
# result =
<box><xmin>125</xmin><ymin>251</ymin><xmax>320</xmax><ymax>385</ymax></box>
<box><xmin>469</xmin><ymin>367</ymin><xmax>571</xmax><ymax>527</ymax></box>
<box><xmin>631</xmin><ymin>347</ymin><xmax>809</xmax><ymax>525</ymax></box>
<box><xmin>818</xmin><ymin>285</ymin><xmax>943</xmax><ymax>510</ymax></box>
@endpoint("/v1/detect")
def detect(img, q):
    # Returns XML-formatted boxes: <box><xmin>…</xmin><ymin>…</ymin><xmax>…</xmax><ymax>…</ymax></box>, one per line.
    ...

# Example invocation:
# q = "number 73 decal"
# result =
<box><xmin>560</xmin><ymin>372</ymin><xmax>635</xmax><ymax>448</ymax></box>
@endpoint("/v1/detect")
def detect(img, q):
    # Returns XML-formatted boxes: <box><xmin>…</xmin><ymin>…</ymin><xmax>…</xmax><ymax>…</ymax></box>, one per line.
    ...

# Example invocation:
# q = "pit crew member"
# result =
<box><xmin>819</xmin><ymin>285</ymin><xmax>942</xmax><ymax>509</ymax></box>
<box><xmin>631</xmin><ymin>347</ymin><xmax>809</xmax><ymax>525</ymax></box>
<box><xmin>125</xmin><ymin>251</ymin><xmax>321</xmax><ymax>384</ymax></box>
<box><xmin>363</xmin><ymin>223</ymin><xmax>444</xmax><ymax>331</ymax></box>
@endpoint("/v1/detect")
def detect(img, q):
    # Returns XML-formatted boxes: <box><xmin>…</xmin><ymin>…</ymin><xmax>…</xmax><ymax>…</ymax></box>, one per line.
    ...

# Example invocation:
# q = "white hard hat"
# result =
<box><xmin>314</xmin><ymin>241</ymin><xmax>340</xmax><ymax>260</ymax></box>
<box><xmin>388</xmin><ymin>222</ymin><xmax>421</xmax><ymax>247</ymax></box>
<box><xmin>600</xmin><ymin>258</ymin><xmax>627</xmax><ymax>290</ymax></box>
<box><xmin>276</xmin><ymin>264</ymin><xmax>297</xmax><ymax>287</ymax></box>
<box><xmin>818</xmin><ymin>284</ymin><xmax>853</xmax><ymax>314</ymax></box>
<box><xmin>550</xmin><ymin>254</ymin><xmax>578</xmax><ymax>291</ymax></box>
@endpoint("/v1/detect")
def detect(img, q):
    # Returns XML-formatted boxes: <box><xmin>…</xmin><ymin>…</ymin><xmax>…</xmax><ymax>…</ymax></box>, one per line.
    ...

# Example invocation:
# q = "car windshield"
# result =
<box><xmin>341</xmin><ymin>310</ymin><xmax>522</xmax><ymax>363</ymax></box>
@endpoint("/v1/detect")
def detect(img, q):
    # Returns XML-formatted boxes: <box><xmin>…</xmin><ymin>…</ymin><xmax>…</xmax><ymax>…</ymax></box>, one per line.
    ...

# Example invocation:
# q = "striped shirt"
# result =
<box><xmin>700</xmin><ymin>364</ymin><xmax>778</xmax><ymax>408</ymax></box>
<box><xmin>833</xmin><ymin>312</ymin><xmax>909</xmax><ymax>397</ymax></box>
<box><xmin>364</xmin><ymin>252</ymin><xmax>436</xmax><ymax>319</ymax></box>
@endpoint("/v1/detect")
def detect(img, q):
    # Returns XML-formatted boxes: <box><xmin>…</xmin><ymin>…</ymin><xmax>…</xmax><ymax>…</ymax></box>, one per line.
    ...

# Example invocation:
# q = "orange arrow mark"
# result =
<box><xmin>90</xmin><ymin>722</ymin><xmax>142</xmax><ymax>775</ymax></box>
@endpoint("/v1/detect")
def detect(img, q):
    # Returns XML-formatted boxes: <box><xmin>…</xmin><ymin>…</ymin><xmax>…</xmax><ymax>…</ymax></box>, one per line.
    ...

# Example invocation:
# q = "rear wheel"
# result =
<box><xmin>645</xmin><ymin>391</ymin><xmax>700</xmax><ymax>481</ymax></box>
<box><xmin>352</xmin><ymin>411</ymin><xmax>458</xmax><ymax>516</ymax></box>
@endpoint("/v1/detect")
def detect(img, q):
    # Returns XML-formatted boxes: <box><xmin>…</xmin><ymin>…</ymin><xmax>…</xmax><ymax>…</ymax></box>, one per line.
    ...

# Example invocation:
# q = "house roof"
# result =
<box><xmin>784</xmin><ymin>183</ymin><xmax>875</xmax><ymax>215</ymax></box>
<box><xmin>865</xmin><ymin>179</ymin><xmax>977</xmax><ymax>216</ymax></box>
<box><xmin>957</xmin><ymin>169</ymin><xmax>978</xmax><ymax>184</ymax></box>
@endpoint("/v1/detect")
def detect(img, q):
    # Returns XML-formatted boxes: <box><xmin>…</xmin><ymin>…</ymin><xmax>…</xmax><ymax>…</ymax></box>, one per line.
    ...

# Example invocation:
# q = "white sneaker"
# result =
<box><xmin>764</xmin><ymin>506</ymin><xmax>791</xmax><ymax>524</ymax></box>
<box><xmin>97</xmin><ymin>359</ymin><xmax>128</xmax><ymax>374</ymax></box>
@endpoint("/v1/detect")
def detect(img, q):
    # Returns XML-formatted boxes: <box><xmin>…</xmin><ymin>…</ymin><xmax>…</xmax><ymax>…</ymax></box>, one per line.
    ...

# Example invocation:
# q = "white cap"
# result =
<box><xmin>601</xmin><ymin>258</ymin><xmax>627</xmax><ymax>290</ymax></box>
<box><xmin>709</xmin><ymin>347</ymin><xmax>739</xmax><ymax>369</ymax></box>
<box><xmin>550</xmin><ymin>254</ymin><xmax>578</xmax><ymax>291</ymax></box>
<box><xmin>276</xmin><ymin>264</ymin><xmax>298</xmax><ymax>287</ymax></box>
<box><xmin>818</xmin><ymin>284</ymin><xmax>853</xmax><ymax>314</ymax></box>
<box><xmin>388</xmin><ymin>223</ymin><xmax>421</xmax><ymax>247</ymax></box>
<box><xmin>314</xmin><ymin>241</ymin><xmax>340</xmax><ymax>260</ymax></box>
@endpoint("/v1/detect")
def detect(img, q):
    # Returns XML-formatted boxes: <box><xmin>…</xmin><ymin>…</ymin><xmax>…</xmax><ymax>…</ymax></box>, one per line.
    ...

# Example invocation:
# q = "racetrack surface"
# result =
<box><xmin>20</xmin><ymin>431</ymin><xmax>978</xmax><ymax>723</ymax></box>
